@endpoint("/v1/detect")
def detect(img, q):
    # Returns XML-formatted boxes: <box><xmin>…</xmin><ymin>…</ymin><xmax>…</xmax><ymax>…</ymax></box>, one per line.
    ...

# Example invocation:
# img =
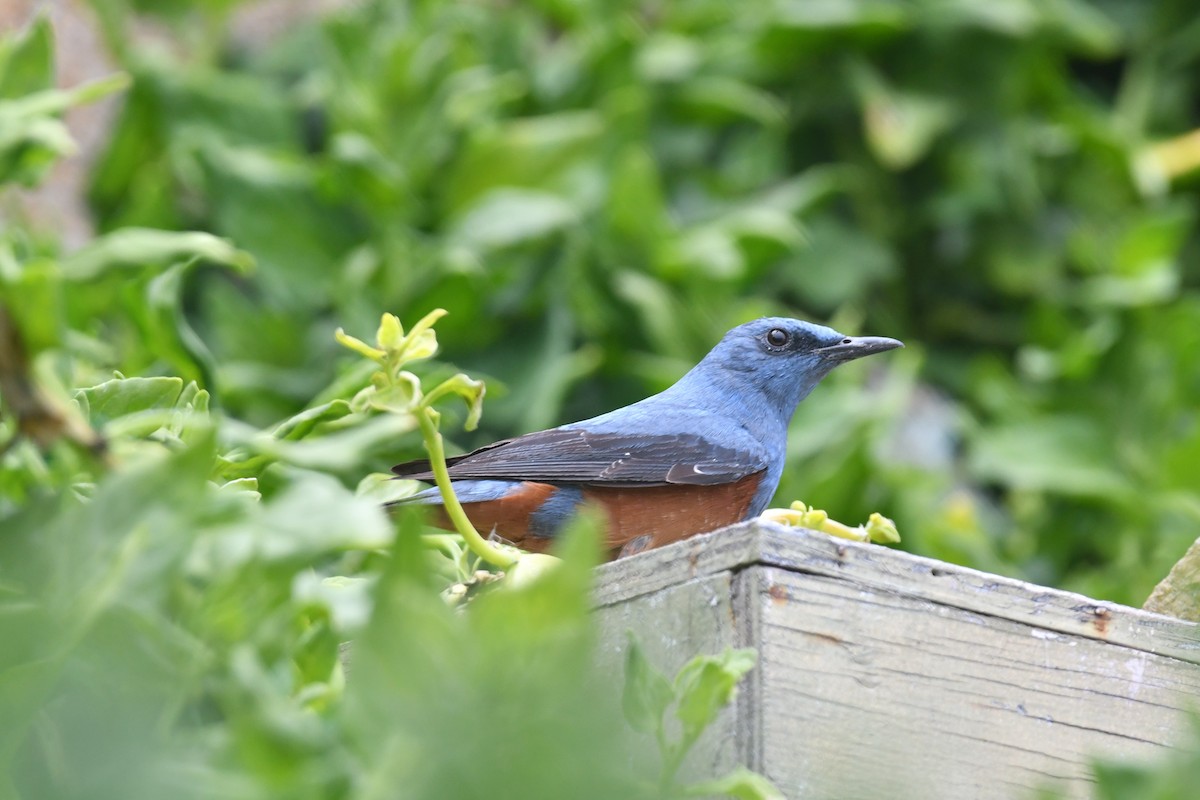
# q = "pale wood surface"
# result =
<box><xmin>594</xmin><ymin>521</ymin><xmax>1200</xmax><ymax>799</ymax></box>
<box><xmin>594</xmin><ymin>571</ymin><xmax>742</xmax><ymax>780</ymax></box>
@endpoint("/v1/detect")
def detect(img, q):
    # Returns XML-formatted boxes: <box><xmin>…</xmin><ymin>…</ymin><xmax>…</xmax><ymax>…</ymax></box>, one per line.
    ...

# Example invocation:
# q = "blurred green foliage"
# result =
<box><xmin>62</xmin><ymin>0</ymin><xmax>1200</xmax><ymax>604</ymax></box>
<box><xmin>3</xmin><ymin>0</ymin><xmax>1200</xmax><ymax>795</ymax></box>
<box><xmin>1</xmin><ymin>15</ymin><xmax>773</xmax><ymax>799</ymax></box>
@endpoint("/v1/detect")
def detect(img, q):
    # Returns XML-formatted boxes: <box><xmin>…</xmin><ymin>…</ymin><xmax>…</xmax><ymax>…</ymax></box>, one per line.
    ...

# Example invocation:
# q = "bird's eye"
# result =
<box><xmin>766</xmin><ymin>328</ymin><xmax>790</xmax><ymax>348</ymax></box>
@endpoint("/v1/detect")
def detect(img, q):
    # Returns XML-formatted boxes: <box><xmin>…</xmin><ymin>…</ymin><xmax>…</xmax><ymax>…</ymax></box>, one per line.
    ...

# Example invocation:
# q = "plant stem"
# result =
<box><xmin>655</xmin><ymin>718</ymin><xmax>688</xmax><ymax>796</ymax></box>
<box><xmin>416</xmin><ymin>407</ymin><xmax>517</xmax><ymax>569</ymax></box>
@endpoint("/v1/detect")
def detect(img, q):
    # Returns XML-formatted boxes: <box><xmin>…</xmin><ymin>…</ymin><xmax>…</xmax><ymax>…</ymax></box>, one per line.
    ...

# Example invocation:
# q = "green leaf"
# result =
<box><xmin>852</xmin><ymin>61</ymin><xmax>954</xmax><ymax>169</ymax></box>
<box><xmin>235</xmin><ymin>413</ymin><xmax>419</xmax><ymax>473</ymax></box>
<box><xmin>0</xmin><ymin>254</ymin><xmax>64</xmax><ymax>353</ymax></box>
<box><xmin>607</xmin><ymin>146</ymin><xmax>670</xmax><ymax>254</ymax></box>
<box><xmin>770</xmin><ymin>0</ymin><xmax>908</xmax><ymax>31</ymax></box>
<box><xmin>77</xmin><ymin>377</ymin><xmax>184</xmax><ymax>425</ymax></box>
<box><xmin>356</xmin><ymin>472</ymin><xmax>420</xmax><ymax>504</ymax></box>
<box><xmin>423</xmin><ymin>373</ymin><xmax>487</xmax><ymax>431</ymax></box>
<box><xmin>443</xmin><ymin>111</ymin><xmax>604</xmax><ymax>213</ymax></box>
<box><xmin>684</xmin><ymin>766</ymin><xmax>785</xmax><ymax>800</ymax></box>
<box><xmin>677</xmin><ymin>77</ymin><xmax>784</xmax><ymax>128</ymax></box>
<box><xmin>622</xmin><ymin>634</ymin><xmax>674</xmax><ymax>735</ymax></box>
<box><xmin>0</xmin><ymin>71</ymin><xmax>129</xmax><ymax>186</ymax></box>
<box><xmin>391</xmin><ymin>308</ymin><xmax>447</xmax><ymax>364</ymax></box>
<box><xmin>342</xmin><ymin>510</ymin><xmax>638</xmax><ymax>799</ymax></box>
<box><xmin>635</xmin><ymin>33</ymin><xmax>702</xmax><ymax>83</ymax></box>
<box><xmin>367</xmin><ymin>372</ymin><xmax>422</xmax><ymax>414</ymax></box>
<box><xmin>968</xmin><ymin>416</ymin><xmax>1129</xmax><ymax>499</ymax></box>
<box><xmin>61</xmin><ymin>229</ymin><xmax>254</xmax><ymax>281</ymax></box>
<box><xmin>450</xmin><ymin>189</ymin><xmax>578</xmax><ymax>251</ymax></box>
<box><xmin>272</xmin><ymin>399</ymin><xmax>354</xmax><ymax>441</ymax></box>
<box><xmin>143</xmin><ymin>261</ymin><xmax>218</xmax><ymax>386</ymax></box>
<box><xmin>335</xmin><ymin>327</ymin><xmax>385</xmax><ymax>362</ymax></box>
<box><xmin>0</xmin><ymin>15</ymin><xmax>54</xmax><ymax>100</ymax></box>
<box><xmin>0</xmin><ymin>110</ymin><xmax>73</xmax><ymax>186</ymax></box>
<box><xmin>186</xmin><ymin>471</ymin><xmax>392</xmax><ymax>576</ymax></box>
<box><xmin>376</xmin><ymin>312</ymin><xmax>406</xmax><ymax>351</ymax></box>
<box><xmin>674</xmin><ymin>648</ymin><xmax>758</xmax><ymax>743</ymax></box>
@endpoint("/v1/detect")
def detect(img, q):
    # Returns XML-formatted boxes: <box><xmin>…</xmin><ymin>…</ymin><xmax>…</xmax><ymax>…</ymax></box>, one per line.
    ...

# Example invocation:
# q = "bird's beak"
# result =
<box><xmin>816</xmin><ymin>335</ymin><xmax>904</xmax><ymax>363</ymax></box>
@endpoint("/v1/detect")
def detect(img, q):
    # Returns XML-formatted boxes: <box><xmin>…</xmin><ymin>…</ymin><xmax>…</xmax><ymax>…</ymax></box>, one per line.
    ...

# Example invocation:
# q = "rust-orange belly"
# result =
<box><xmin>435</xmin><ymin>473</ymin><xmax>763</xmax><ymax>560</ymax></box>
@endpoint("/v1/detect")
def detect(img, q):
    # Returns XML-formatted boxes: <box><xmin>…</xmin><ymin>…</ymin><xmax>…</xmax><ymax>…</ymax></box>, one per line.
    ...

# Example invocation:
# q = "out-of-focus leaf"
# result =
<box><xmin>607</xmin><ymin>146</ymin><xmax>671</xmax><ymax>254</ymax></box>
<box><xmin>342</xmin><ymin>512</ymin><xmax>642</xmax><ymax>800</ymax></box>
<box><xmin>636</xmin><ymin>33</ymin><xmax>702</xmax><ymax>83</ymax></box>
<box><xmin>1076</xmin><ymin>267</ymin><xmax>1179</xmax><ymax>307</ymax></box>
<box><xmin>781</xmin><ymin>217</ymin><xmax>894</xmax><ymax>311</ymax></box>
<box><xmin>62</xmin><ymin>229</ymin><xmax>254</xmax><ymax>280</ymax></box>
<box><xmin>1089</xmin><ymin>716</ymin><xmax>1200</xmax><ymax>800</ymax></box>
<box><xmin>186</xmin><ymin>471</ymin><xmax>392</xmax><ymax>576</ymax></box>
<box><xmin>622</xmin><ymin>634</ymin><xmax>674</xmax><ymax>735</ymax></box>
<box><xmin>294</xmin><ymin>573</ymin><xmax>375</xmax><ymax>635</ymax></box>
<box><xmin>0</xmin><ymin>69</ymin><xmax>129</xmax><ymax>185</ymax></box>
<box><xmin>0</xmin><ymin>15</ymin><xmax>53</xmax><ymax>100</ymax></box>
<box><xmin>142</xmin><ymin>261</ymin><xmax>218</xmax><ymax>386</ymax></box>
<box><xmin>356</xmin><ymin>472</ymin><xmax>419</xmax><ymax>504</ymax></box>
<box><xmin>770</xmin><ymin>0</ymin><xmax>909</xmax><ymax>31</ymax></box>
<box><xmin>442</xmin><ymin>111</ymin><xmax>604</xmax><ymax>214</ymax></box>
<box><xmin>232</xmin><ymin>413</ymin><xmax>419</xmax><ymax>473</ymax></box>
<box><xmin>450</xmin><ymin>189</ymin><xmax>578</xmax><ymax>251</ymax></box>
<box><xmin>674</xmin><ymin>648</ymin><xmax>757</xmax><ymax>744</ymax></box>
<box><xmin>272</xmin><ymin>399</ymin><xmax>354</xmax><ymax>441</ymax></box>
<box><xmin>76</xmin><ymin>376</ymin><xmax>184</xmax><ymax>425</ymax></box>
<box><xmin>853</xmin><ymin>62</ymin><xmax>954</xmax><ymax>169</ymax></box>
<box><xmin>968</xmin><ymin>417</ymin><xmax>1128</xmax><ymax>498</ymax></box>
<box><xmin>677</xmin><ymin>77</ymin><xmax>784</xmax><ymax>128</ymax></box>
<box><xmin>685</xmin><ymin>766</ymin><xmax>785</xmax><ymax>800</ymax></box>
<box><xmin>1039</xmin><ymin>0</ymin><xmax>1123</xmax><ymax>56</ymax></box>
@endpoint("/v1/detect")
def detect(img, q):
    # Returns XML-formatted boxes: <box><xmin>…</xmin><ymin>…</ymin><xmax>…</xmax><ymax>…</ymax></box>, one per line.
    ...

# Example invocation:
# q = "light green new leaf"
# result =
<box><xmin>367</xmin><ymin>373</ymin><xmax>423</xmax><ymax>414</ymax></box>
<box><xmin>376</xmin><ymin>312</ymin><xmax>406</xmax><ymax>351</ymax></box>
<box><xmin>390</xmin><ymin>308</ymin><xmax>446</xmax><ymax>364</ymax></box>
<box><xmin>674</xmin><ymin>648</ymin><xmax>758</xmax><ymax>743</ymax></box>
<box><xmin>335</xmin><ymin>327</ymin><xmax>386</xmax><ymax>362</ymax></box>
<box><xmin>423</xmin><ymin>373</ymin><xmax>486</xmax><ymax>431</ymax></box>
<box><xmin>622</xmin><ymin>634</ymin><xmax>674</xmax><ymax>735</ymax></box>
<box><xmin>685</xmin><ymin>766</ymin><xmax>785</xmax><ymax>800</ymax></box>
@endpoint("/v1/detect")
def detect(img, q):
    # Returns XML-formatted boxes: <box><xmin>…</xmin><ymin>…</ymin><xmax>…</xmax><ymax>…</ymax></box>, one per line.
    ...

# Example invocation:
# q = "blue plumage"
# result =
<box><xmin>393</xmin><ymin>317</ymin><xmax>901</xmax><ymax>550</ymax></box>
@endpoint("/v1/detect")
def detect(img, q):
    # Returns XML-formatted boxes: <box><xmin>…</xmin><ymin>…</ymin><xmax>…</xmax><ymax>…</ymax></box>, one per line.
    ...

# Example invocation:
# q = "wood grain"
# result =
<box><xmin>593</xmin><ymin>520</ymin><xmax>1200</xmax><ymax>798</ymax></box>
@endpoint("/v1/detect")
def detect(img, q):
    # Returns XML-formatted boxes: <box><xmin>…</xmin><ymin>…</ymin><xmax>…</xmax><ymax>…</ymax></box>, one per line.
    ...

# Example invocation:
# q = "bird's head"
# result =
<box><xmin>683</xmin><ymin>317</ymin><xmax>903</xmax><ymax>417</ymax></box>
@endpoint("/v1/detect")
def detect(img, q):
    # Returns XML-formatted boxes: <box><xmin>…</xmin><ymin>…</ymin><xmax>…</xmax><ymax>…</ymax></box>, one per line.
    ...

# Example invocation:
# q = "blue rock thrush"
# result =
<box><xmin>392</xmin><ymin>317</ymin><xmax>902</xmax><ymax>559</ymax></box>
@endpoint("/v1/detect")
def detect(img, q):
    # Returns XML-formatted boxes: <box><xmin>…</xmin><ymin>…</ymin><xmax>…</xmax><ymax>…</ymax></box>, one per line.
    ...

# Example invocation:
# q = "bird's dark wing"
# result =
<box><xmin>391</xmin><ymin>427</ymin><xmax>766</xmax><ymax>486</ymax></box>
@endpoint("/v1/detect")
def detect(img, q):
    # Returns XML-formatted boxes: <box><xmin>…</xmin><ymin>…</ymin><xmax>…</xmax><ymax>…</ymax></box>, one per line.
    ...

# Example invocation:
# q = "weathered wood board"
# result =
<box><xmin>594</xmin><ymin>521</ymin><xmax>1200</xmax><ymax>799</ymax></box>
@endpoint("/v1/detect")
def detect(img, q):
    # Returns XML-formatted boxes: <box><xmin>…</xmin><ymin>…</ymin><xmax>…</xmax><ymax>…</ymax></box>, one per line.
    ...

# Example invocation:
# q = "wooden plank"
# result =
<box><xmin>750</xmin><ymin>526</ymin><xmax>1200</xmax><ymax>666</ymax></box>
<box><xmin>597</xmin><ymin>522</ymin><xmax>1200</xmax><ymax>665</ymax></box>
<box><xmin>745</xmin><ymin>565</ymin><xmax>1200</xmax><ymax>799</ymax></box>
<box><xmin>593</xmin><ymin>521</ymin><xmax>1200</xmax><ymax>798</ymax></box>
<box><xmin>595</xmin><ymin>523</ymin><xmax>762</xmax><ymax>605</ymax></box>
<box><xmin>594</xmin><ymin>570</ymin><xmax>743</xmax><ymax>782</ymax></box>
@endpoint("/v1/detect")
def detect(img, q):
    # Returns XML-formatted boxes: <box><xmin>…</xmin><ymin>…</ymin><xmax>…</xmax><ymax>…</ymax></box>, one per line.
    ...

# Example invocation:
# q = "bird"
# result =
<box><xmin>392</xmin><ymin>317</ymin><xmax>902</xmax><ymax>560</ymax></box>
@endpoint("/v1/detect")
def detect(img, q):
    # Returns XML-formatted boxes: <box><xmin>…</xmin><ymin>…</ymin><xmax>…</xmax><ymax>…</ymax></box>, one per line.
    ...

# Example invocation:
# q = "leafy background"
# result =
<box><xmin>3</xmin><ymin>0</ymin><xmax>1200</xmax><ymax>797</ymax></box>
<box><xmin>74</xmin><ymin>0</ymin><xmax>1200</xmax><ymax>604</ymax></box>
